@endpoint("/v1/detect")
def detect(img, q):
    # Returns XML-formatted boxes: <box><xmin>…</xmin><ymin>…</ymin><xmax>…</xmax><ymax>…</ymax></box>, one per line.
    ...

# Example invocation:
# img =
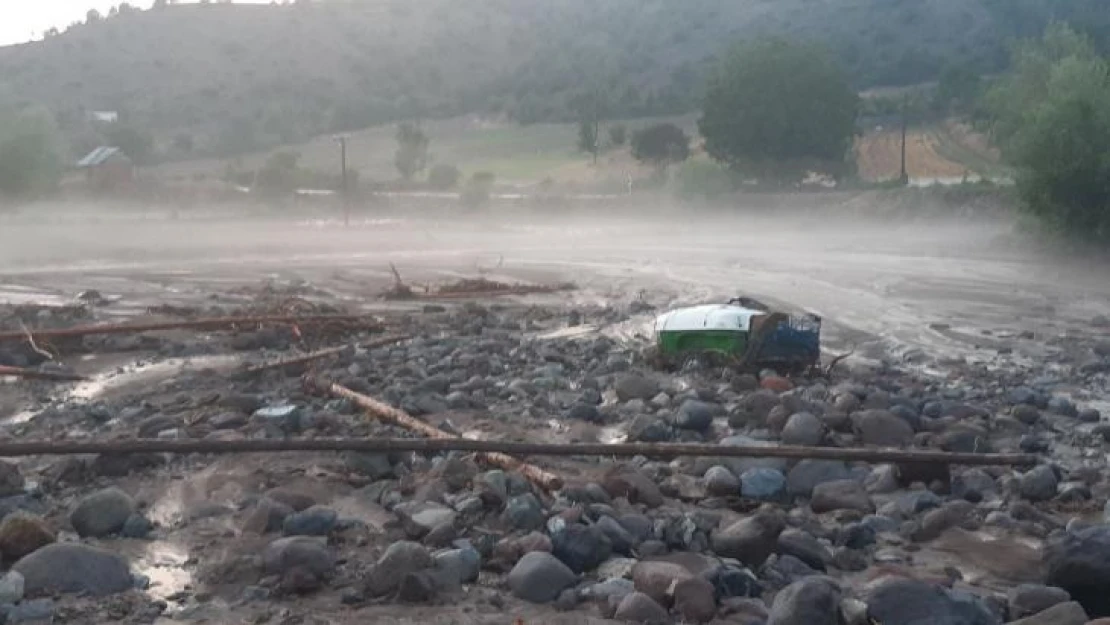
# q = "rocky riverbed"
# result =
<box><xmin>0</xmin><ymin>273</ymin><xmax>1108</xmax><ymax>625</ymax></box>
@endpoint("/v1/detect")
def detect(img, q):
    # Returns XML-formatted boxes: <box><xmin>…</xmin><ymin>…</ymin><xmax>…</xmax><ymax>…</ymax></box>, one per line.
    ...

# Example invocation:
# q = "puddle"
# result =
<box><xmin>125</xmin><ymin>540</ymin><xmax>193</xmax><ymax>600</ymax></box>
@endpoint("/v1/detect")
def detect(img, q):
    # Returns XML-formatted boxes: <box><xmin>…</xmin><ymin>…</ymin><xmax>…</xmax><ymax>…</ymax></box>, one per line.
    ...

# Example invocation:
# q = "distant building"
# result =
<box><xmin>76</xmin><ymin>146</ymin><xmax>134</xmax><ymax>191</ymax></box>
<box><xmin>87</xmin><ymin>110</ymin><xmax>120</xmax><ymax>124</ymax></box>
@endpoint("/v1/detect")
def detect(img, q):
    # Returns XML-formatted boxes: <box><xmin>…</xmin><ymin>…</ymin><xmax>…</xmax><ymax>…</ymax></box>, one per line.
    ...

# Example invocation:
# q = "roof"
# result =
<box><xmin>654</xmin><ymin>304</ymin><xmax>764</xmax><ymax>334</ymax></box>
<box><xmin>76</xmin><ymin>146</ymin><xmax>129</xmax><ymax>167</ymax></box>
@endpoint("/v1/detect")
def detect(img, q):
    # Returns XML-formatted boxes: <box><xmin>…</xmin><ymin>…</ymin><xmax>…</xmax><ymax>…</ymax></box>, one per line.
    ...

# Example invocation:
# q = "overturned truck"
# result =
<box><xmin>650</xmin><ymin>297</ymin><xmax>821</xmax><ymax>373</ymax></box>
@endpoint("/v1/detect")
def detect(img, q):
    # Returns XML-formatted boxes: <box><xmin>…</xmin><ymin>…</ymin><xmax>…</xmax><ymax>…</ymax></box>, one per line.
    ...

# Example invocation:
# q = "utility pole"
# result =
<box><xmin>899</xmin><ymin>94</ymin><xmax>909</xmax><ymax>186</ymax></box>
<box><xmin>335</xmin><ymin>135</ymin><xmax>349</xmax><ymax>226</ymax></box>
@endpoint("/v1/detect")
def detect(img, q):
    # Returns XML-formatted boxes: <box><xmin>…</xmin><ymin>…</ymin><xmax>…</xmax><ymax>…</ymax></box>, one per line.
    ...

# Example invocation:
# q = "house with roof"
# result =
<box><xmin>76</xmin><ymin>146</ymin><xmax>134</xmax><ymax>191</ymax></box>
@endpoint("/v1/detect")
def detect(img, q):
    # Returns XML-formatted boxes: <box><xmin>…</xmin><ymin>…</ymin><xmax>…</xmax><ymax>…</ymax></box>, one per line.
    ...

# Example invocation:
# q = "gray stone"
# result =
<box><xmin>1019</xmin><ymin>466</ymin><xmax>1058</xmax><ymax>502</ymax></box>
<box><xmin>776</xmin><ymin>529</ymin><xmax>830</xmax><ymax>572</ymax></box>
<box><xmin>787</xmin><ymin>460</ymin><xmax>851</xmax><ymax>498</ymax></box>
<box><xmin>121</xmin><ymin>513</ymin><xmax>153</xmax><ymax>539</ymax></box>
<box><xmin>343</xmin><ymin>452</ymin><xmax>394</xmax><ymax>480</ymax></box>
<box><xmin>1012</xmin><ymin>405</ymin><xmax>1041</xmax><ymax>425</ymax></box>
<box><xmin>0</xmin><ymin>461</ymin><xmax>25</xmax><ymax>497</ymax></box>
<box><xmin>853</xmin><ymin>410</ymin><xmax>914</xmax><ymax>446</ymax></box>
<box><xmin>508</xmin><ymin>552</ymin><xmax>577</xmax><ymax>603</ymax></box>
<box><xmin>283</xmin><ymin>505</ymin><xmax>338</xmax><ymax>536</ymax></box>
<box><xmin>863</xmin><ymin>576</ymin><xmax>1001</xmax><ymax>625</ymax></box>
<box><xmin>741</xmin><ymin>468</ymin><xmax>787</xmax><ymax>500</ymax></box>
<box><xmin>1046</xmin><ymin>525</ymin><xmax>1110</xmax><ymax>617</ymax></box>
<box><xmin>1047</xmin><ymin>397</ymin><xmax>1078</xmax><ymax>418</ymax></box>
<box><xmin>615</xmin><ymin>374</ymin><xmax>659</xmax><ymax>402</ymax></box>
<box><xmin>397</xmin><ymin>571</ymin><xmax>438</xmax><ymax>603</ymax></box>
<box><xmin>552</xmin><ymin>524</ymin><xmax>612</xmax><ymax>574</ymax></box>
<box><xmin>12</xmin><ymin>543</ymin><xmax>133</xmax><ymax>597</ymax></box>
<box><xmin>740</xmin><ymin>390</ymin><xmax>781</xmax><ymax>420</ymax></box>
<box><xmin>69</xmin><ymin>487</ymin><xmax>135</xmax><ymax>537</ymax></box>
<box><xmin>614</xmin><ymin>591</ymin><xmax>671</xmax><ymax>624</ymax></box>
<box><xmin>811</xmin><ymin>480</ymin><xmax>874</xmax><ymax>514</ymax></box>
<box><xmin>365</xmin><ymin>541</ymin><xmax>432</xmax><ymax>596</ymax></box>
<box><xmin>704</xmin><ymin>466</ymin><xmax>741</xmax><ymax>497</ymax></box>
<box><xmin>781</xmin><ymin>412</ymin><xmax>825</xmax><ymax>446</ymax></box>
<box><xmin>952</xmin><ymin>469</ymin><xmax>998</xmax><ymax>501</ymax></box>
<box><xmin>396</xmin><ymin>502</ymin><xmax>457</xmax><ymax>538</ymax></box>
<box><xmin>674</xmin><ymin>576</ymin><xmax>717</xmax><ymax>623</ymax></box>
<box><xmin>0</xmin><ymin>571</ymin><xmax>24</xmax><ymax>604</ymax></box>
<box><xmin>568</xmin><ymin>403</ymin><xmax>602</xmax><ymax>423</ymax></box>
<box><xmin>597</xmin><ymin>515</ymin><xmax>638</xmax><ymax>555</ymax></box>
<box><xmin>6</xmin><ymin>598</ymin><xmax>53</xmax><ymax>622</ymax></box>
<box><xmin>1007</xmin><ymin>584</ymin><xmax>1071</xmax><ymax>619</ymax></box>
<box><xmin>767</xmin><ymin>576</ymin><xmax>842</xmax><ymax>625</ymax></box>
<box><xmin>674</xmin><ymin>399</ymin><xmax>715</xmax><ymax>431</ymax></box>
<box><xmin>262</xmin><ymin>536</ymin><xmax>336</xmax><ymax>578</ymax></box>
<box><xmin>629</xmin><ymin>415</ymin><xmax>672</xmax><ymax>442</ymax></box>
<box><xmin>711</xmin><ymin>510</ymin><xmax>785</xmax><ymax>569</ymax></box>
<box><xmin>1006</xmin><ymin>601</ymin><xmax>1088</xmax><ymax>625</ymax></box>
<box><xmin>503</xmin><ymin>494</ymin><xmax>545</xmax><ymax>531</ymax></box>
<box><xmin>633</xmin><ymin>560</ymin><xmax>694</xmax><ymax>605</ymax></box>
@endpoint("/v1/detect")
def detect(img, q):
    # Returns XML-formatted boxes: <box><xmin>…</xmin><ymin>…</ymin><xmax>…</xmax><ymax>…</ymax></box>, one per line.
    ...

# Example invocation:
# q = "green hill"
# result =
<box><xmin>1</xmin><ymin>0</ymin><xmax>1107</xmax><ymax>161</ymax></box>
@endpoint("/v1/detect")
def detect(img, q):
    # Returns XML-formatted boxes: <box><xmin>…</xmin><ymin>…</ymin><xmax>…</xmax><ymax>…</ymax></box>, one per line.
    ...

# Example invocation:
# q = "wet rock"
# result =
<box><xmin>121</xmin><ymin>513</ymin><xmax>154</xmax><ymax>539</ymax></box>
<box><xmin>674</xmin><ymin>576</ymin><xmax>717</xmax><ymax>623</ymax></box>
<box><xmin>0</xmin><ymin>570</ymin><xmax>24</xmax><ymax>604</ymax></box>
<box><xmin>603</xmin><ymin>470</ymin><xmax>665</xmax><ymax>508</ymax></box>
<box><xmin>741</xmin><ymin>468</ymin><xmax>787</xmax><ymax>501</ymax></box>
<box><xmin>508</xmin><ymin>552</ymin><xmax>577</xmax><ymax>603</ymax></box>
<box><xmin>740</xmin><ymin>391</ymin><xmax>781</xmax><ymax>421</ymax></box>
<box><xmin>866</xmin><ymin>465</ymin><xmax>901</xmax><ymax>494</ymax></box>
<box><xmin>618</xmin><ymin>514</ymin><xmax>655</xmax><ymax>542</ymax></box>
<box><xmin>615</xmin><ymin>374</ymin><xmax>659</xmax><ymax>402</ymax></box>
<box><xmin>767</xmin><ymin>576</ymin><xmax>842</xmax><ymax>625</ymax></box>
<box><xmin>282</xmin><ymin>505</ymin><xmax>338</xmax><ymax>536</ymax></box>
<box><xmin>699</xmin><ymin>466</ymin><xmax>737</xmax><ymax>497</ymax></box>
<box><xmin>397</xmin><ymin>571</ymin><xmax>438</xmax><ymax>603</ymax></box>
<box><xmin>13</xmin><ymin>543</ymin><xmax>133</xmax><ymax>597</ymax></box>
<box><xmin>0</xmin><ymin>512</ymin><xmax>54</xmax><ymax>560</ymax></box>
<box><xmin>952</xmin><ymin>469</ymin><xmax>998</xmax><ymax>502</ymax></box>
<box><xmin>787</xmin><ymin>460</ymin><xmax>852</xmax><ymax>498</ymax></box>
<box><xmin>263</xmin><ymin>487</ymin><xmax>316</xmax><ymax>512</ymax></box>
<box><xmin>69</xmin><ymin>487</ymin><xmax>135</xmax><ymax>537</ymax></box>
<box><xmin>1020</xmin><ymin>466</ymin><xmax>1059</xmax><ymax>502</ymax></box>
<box><xmin>776</xmin><ymin>530</ymin><xmax>830</xmax><ymax>572</ymax></box>
<box><xmin>1007</xmin><ymin>601</ymin><xmax>1088</xmax><ymax>625</ymax></box>
<box><xmin>1012</xmin><ymin>405</ymin><xmax>1041</xmax><ymax>425</ymax></box>
<box><xmin>1047</xmin><ymin>397</ymin><xmax>1078</xmax><ymax>418</ymax></box>
<box><xmin>1046</xmin><ymin>525</ymin><xmax>1110</xmax><ymax>617</ymax></box>
<box><xmin>811</xmin><ymin>479</ymin><xmax>874</xmax><ymax>514</ymax></box>
<box><xmin>597</xmin><ymin>516</ymin><xmax>638</xmax><ymax>555</ymax></box>
<box><xmin>939</xmin><ymin>430</ymin><xmax>993</xmax><ymax>454</ymax></box>
<box><xmin>90</xmin><ymin>452</ymin><xmax>165</xmax><ymax>477</ymax></box>
<box><xmin>503</xmin><ymin>494</ymin><xmax>545</xmax><ymax>531</ymax></box>
<box><xmin>707</xmin><ymin>564</ymin><xmax>763</xmax><ymax>599</ymax></box>
<box><xmin>0</xmin><ymin>462</ymin><xmax>25</xmax><ymax>498</ymax></box>
<box><xmin>552</xmin><ymin>524</ymin><xmax>612</xmax><ymax>574</ymax></box>
<box><xmin>711</xmin><ymin>510</ymin><xmax>785</xmax><ymax>569</ymax></box>
<box><xmin>839</xmin><ymin>522</ymin><xmax>877</xmax><ymax>550</ymax></box>
<box><xmin>434</xmin><ymin>547</ymin><xmax>481</xmax><ymax>585</ymax></box>
<box><xmin>1008</xmin><ymin>584</ymin><xmax>1071</xmax><ymax>619</ymax></box>
<box><xmin>629</xmin><ymin>415</ymin><xmax>672</xmax><ymax>442</ymax></box>
<box><xmin>862</xmin><ymin>576</ymin><xmax>1001</xmax><ymax>625</ymax></box>
<box><xmin>853</xmin><ymin>410</ymin><xmax>914</xmax><ymax>446</ymax></box>
<box><xmin>343</xmin><ymin>452</ymin><xmax>394</xmax><ymax>480</ymax></box>
<box><xmin>674</xmin><ymin>399</ymin><xmax>715</xmax><ymax>431</ymax></box>
<box><xmin>365</xmin><ymin>541</ymin><xmax>432</xmax><ymax>596</ymax></box>
<box><xmin>781</xmin><ymin>412</ymin><xmax>825</xmax><ymax>446</ymax></box>
<box><xmin>614</xmin><ymin>591</ymin><xmax>671</xmax><ymax>623</ymax></box>
<box><xmin>1078</xmin><ymin>408</ymin><xmax>1102</xmax><ymax>423</ymax></box>
<box><xmin>396</xmin><ymin>502</ymin><xmax>457</xmax><ymax>538</ymax></box>
<box><xmin>567</xmin><ymin>403</ymin><xmax>602</xmax><ymax>423</ymax></box>
<box><xmin>262</xmin><ymin>536</ymin><xmax>335</xmax><ymax>582</ymax></box>
<box><xmin>633</xmin><ymin>560</ymin><xmax>693</xmax><ymax>605</ymax></box>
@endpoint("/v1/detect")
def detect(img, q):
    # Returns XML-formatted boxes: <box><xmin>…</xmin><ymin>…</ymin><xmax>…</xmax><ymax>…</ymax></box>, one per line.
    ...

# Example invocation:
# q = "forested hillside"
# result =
<box><xmin>1</xmin><ymin>0</ymin><xmax>1106</xmax><ymax>159</ymax></box>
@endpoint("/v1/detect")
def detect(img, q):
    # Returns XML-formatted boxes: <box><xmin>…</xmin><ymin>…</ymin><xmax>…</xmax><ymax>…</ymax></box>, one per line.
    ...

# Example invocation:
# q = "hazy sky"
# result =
<box><xmin>0</xmin><ymin>0</ymin><xmax>268</xmax><ymax>47</ymax></box>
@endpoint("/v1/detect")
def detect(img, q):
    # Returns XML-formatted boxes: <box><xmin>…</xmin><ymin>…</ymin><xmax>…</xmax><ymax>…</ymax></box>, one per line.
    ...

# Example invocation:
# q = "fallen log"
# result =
<box><xmin>241</xmin><ymin>334</ymin><xmax>412</xmax><ymax>375</ymax></box>
<box><xmin>304</xmin><ymin>376</ymin><xmax>566</xmax><ymax>491</ymax></box>
<box><xmin>0</xmin><ymin>314</ymin><xmax>384</xmax><ymax>343</ymax></box>
<box><xmin>0</xmin><ymin>365</ymin><xmax>86</xmax><ymax>382</ymax></box>
<box><xmin>0</xmin><ymin>437</ymin><xmax>1039</xmax><ymax>467</ymax></box>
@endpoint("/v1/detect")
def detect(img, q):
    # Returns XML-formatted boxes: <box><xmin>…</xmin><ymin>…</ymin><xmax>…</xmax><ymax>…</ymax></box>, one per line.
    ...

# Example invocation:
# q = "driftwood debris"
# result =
<box><xmin>304</xmin><ymin>376</ymin><xmax>566</xmax><ymax>491</ymax></box>
<box><xmin>241</xmin><ymin>334</ymin><xmax>412</xmax><ymax>375</ymax></box>
<box><xmin>0</xmin><ymin>314</ymin><xmax>384</xmax><ymax>344</ymax></box>
<box><xmin>381</xmin><ymin>264</ymin><xmax>574</xmax><ymax>301</ymax></box>
<box><xmin>0</xmin><ymin>437</ymin><xmax>1039</xmax><ymax>467</ymax></box>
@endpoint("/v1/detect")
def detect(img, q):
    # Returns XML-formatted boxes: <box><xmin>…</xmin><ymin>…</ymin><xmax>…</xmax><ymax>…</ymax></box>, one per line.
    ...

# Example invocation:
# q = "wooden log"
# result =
<box><xmin>0</xmin><ymin>314</ymin><xmax>384</xmax><ymax>343</ymax></box>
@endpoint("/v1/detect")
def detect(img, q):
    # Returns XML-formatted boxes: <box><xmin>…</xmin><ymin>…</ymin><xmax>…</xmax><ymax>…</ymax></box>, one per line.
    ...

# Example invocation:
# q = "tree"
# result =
<box><xmin>86</xmin><ymin>9</ymin><xmax>102</xmax><ymax>23</ymax></box>
<box><xmin>394</xmin><ymin>122</ymin><xmax>429</xmax><ymax>181</ymax></box>
<box><xmin>608</xmin><ymin>124</ymin><xmax>627</xmax><ymax>148</ymax></box>
<box><xmin>0</xmin><ymin>106</ymin><xmax>64</xmax><ymax>197</ymax></box>
<box><xmin>427</xmin><ymin>163</ymin><xmax>461</xmax><ymax>189</ymax></box>
<box><xmin>577</xmin><ymin>118</ymin><xmax>599</xmax><ymax>162</ymax></box>
<box><xmin>106</xmin><ymin>123</ymin><xmax>154</xmax><ymax>165</ymax></box>
<box><xmin>698</xmin><ymin>39</ymin><xmax>859</xmax><ymax>179</ymax></box>
<box><xmin>985</xmin><ymin>24</ymin><xmax>1110</xmax><ymax>240</ymax></box>
<box><xmin>934</xmin><ymin>63</ymin><xmax>983</xmax><ymax>114</ymax></box>
<box><xmin>631</xmin><ymin>123</ymin><xmax>690</xmax><ymax>171</ymax></box>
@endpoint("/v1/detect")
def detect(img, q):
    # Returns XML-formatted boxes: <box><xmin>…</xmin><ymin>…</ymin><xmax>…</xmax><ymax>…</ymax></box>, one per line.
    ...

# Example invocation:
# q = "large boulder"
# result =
<box><xmin>69</xmin><ymin>487</ymin><xmax>135</xmax><ymax>537</ymax></box>
<box><xmin>711</xmin><ymin>510</ymin><xmax>785</xmax><ymax>569</ymax></box>
<box><xmin>262</xmin><ymin>536</ymin><xmax>336</xmax><ymax>579</ymax></box>
<box><xmin>810</xmin><ymin>480</ymin><xmax>874</xmax><ymax>514</ymax></box>
<box><xmin>552</xmin><ymin>524</ymin><xmax>612</xmax><ymax>574</ymax></box>
<box><xmin>0</xmin><ymin>512</ymin><xmax>55</xmax><ymax>560</ymax></box>
<box><xmin>786</xmin><ymin>460</ymin><xmax>852</xmax><ymax>498</ymax></box>
<box><xmin>615</xmin><ymin>374</ymin><xmax>659</xmax><ymax>402</ymax></box>
<box><xmin>364</xmin><ymin>541</ymin><xmax>431</xmax><ymax>596</ymax></box>
<box><xmin>508</xmin><ymin>552</ymin><xmax>577</xmax><ymax>603</ymax></box>
<box><xmin>632</xmin><ymin>560</ymin><xmax>693</xmax><ymax>606</ymax></box>
<box><xmin>12</xmin><ymin>543</ymin><xmax>133</xmax><ymax>597</ymax></box>
<box><xmin>853</xmin><ymin>410</ymin><xmax>915</xmax><ymax>447</ymax></box>
<box><xmin>767</xmin><ymin>576</ymin><xmax>842</xmax><ymax>625</ymax></box>
<box><xmin>1046</xmin><ymin>525</ymin><xmax>1110</xmax><ymax>617</ymax></box>
<box><xmin>781</xmin><ymin>412</ymin><xmax>825</xmax><ymax>446</ymax></box>
<box><xmin>862</xmin><ymin>576</ymin><xmax>1001</xmax><ymax>625</ymax></box>
<box><xmin>674</xmin><ymin>399</ymin><xmax>715</xmax><ymax>431</ymax></box>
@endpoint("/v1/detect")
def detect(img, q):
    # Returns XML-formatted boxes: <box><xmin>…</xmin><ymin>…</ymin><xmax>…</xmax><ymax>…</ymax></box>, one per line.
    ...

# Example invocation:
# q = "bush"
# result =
<box><xmin>673</xmin><ymin>160</ymin><xmax>736</xmax><ymax>198</ymax></box>
<box><xmin>428</xmin><ymin>163</ymin><xmax>461</xmax><ymax>189</ymax></box>
<box><xmin>0</xmin><ymin>106</ymin><xmax>64</xmax><ymax>197</ymax></box>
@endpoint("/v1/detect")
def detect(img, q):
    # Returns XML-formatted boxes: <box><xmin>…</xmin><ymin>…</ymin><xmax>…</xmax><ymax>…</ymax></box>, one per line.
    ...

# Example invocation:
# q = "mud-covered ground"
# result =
<box><xmin>0</xmin><ymin>203</ymin><xmax>1109</xmax><ymax>625</ymax></box>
